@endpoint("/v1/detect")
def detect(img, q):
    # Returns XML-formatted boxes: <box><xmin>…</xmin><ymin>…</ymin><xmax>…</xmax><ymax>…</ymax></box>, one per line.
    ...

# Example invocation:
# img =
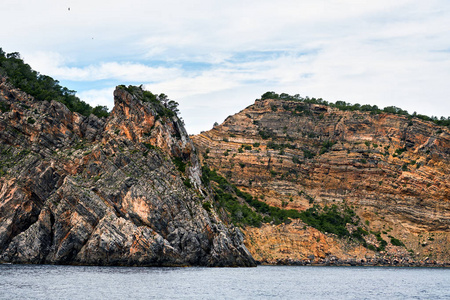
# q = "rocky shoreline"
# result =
<box><xmin>262</xmin><ymin>257</ymin><xmax>450</xmax><ymax>267</ymax></box>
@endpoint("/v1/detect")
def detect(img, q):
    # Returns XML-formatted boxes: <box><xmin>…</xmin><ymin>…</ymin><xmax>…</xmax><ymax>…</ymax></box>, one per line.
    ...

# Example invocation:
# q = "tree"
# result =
<box><xmin>6</xmin><ymin>52</ymin><xmax>20</xmax><ymax>59</ymax></box>
<box><xmin>0</xmin><ymin>49</ymin><xmax>102</xmax><ymax>117</ymax></box>
<box><xmin>261</xmin><ymin>91</ymin><xmax>279</xmax><ymax>100</ymax></box>
<box><xmin>92</xmin><ymin>105</ymin><xmax>109</xmax><ymax>118</ymax></box>
<box><xmin>158</xmin><ymin>93</ymin><xmax>168</xmax><ymax>107</ymax></box>
<box><xmin>167</xmin><ymin>100</ymin><xmax>179</xmax><ymax>114</ymax></box>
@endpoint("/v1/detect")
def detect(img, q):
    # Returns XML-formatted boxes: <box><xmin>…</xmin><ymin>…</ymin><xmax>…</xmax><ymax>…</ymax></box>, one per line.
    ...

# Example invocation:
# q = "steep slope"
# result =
<box><xmin>193</xmin><ymin>97</ymin><xmax>450</xmax><ymax>266</ymax></box>
<box><xmin>0</xmin><ymin>77</ymin><xmax>255</xmax><ymax>267</ymax></box>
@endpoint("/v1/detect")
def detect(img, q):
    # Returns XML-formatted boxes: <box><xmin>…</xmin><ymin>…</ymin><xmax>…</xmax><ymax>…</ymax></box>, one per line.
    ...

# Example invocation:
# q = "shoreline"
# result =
<box><xmin>259</xmin><ymin>258</ymin><xmax>450</xmax><ymax>268</ymax></box>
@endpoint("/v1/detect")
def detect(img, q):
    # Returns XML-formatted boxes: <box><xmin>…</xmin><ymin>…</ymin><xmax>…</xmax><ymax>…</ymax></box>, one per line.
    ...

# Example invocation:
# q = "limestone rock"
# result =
<box><xmin>0</xmin><ymin>79</ymin><xmax>255</xmax><ymax>267</ymax></box>
<box><xmin>193</xmin><ymin>98</ymin><xmax>450</xmax><ymax>264</ymax></box>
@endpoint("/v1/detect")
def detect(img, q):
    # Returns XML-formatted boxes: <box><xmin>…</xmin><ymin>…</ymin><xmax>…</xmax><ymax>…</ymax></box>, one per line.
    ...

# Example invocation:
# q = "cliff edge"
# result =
<box><xmin>0</xmin><ymin>78</ymin><xmax>255</xmax><ymax>267</ymax></box>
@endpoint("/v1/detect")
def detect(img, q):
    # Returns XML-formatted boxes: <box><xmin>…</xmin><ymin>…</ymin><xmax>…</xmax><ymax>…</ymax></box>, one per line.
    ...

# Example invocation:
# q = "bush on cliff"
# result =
<box><xmin>260</xmin><ymin>91</ymin><xmax>450</xmax><ymax>127</ymax></box>
<box><xmin>0</xmin><ymin>48</ymin><xmax>109</xmax><ymax>118</ymax></box>
<box><xmin>299</xmin><ymin>205</ymin><xmax>359</xmax><ymax>238</ymax></box>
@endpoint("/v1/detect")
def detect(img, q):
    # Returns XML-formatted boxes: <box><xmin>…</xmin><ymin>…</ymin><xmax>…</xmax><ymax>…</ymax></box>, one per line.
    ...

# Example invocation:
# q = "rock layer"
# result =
<box><xmin>0</xmin><ymin>79</ymin><xmax>255</xmax><ymax>267</ymax></box>
<box><xmin>193</xmin><ymin>98</ymin><xmax>450</xmax><ymax>265</ymax></box>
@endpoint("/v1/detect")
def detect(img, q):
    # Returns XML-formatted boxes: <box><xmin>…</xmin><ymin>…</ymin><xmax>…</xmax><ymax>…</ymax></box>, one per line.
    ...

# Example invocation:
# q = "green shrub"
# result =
<box><xmin>143</xmin><ymin>143</ymin><xmax>156</xmax><ymax>150</ymax></box>
<box><xmin>303</xmin><ymin>149</ymin><xmax>315</xmax><ymax>159</ymax></box>
<box><xmin>292</xmin><ymin>156</ymin><xmax>301</xmax><ymax>164</ymax></box>
<box><xmin>299</xmin><ymin>205</ymin><xmax>357</xmax><ymax>238</ymax></box>
<box><xmin>183</xmin><ymin>179</ymin><xmax>192</xmax><ymax>188</ymax></box>
<box><xmin>377</xmin><ymin>239</ymin><xmax>387</xmax><ymax>251</ymax></box>
<box><xmin>390</xmin><ymin>237</ymin><xmax>405</xmax><ymax>247</ymax></box>
<box><xmin>258</xmin><ymin>129</ymin><xmax>275</xmax><ymax>140</ymax></box>
<box><xmin>172</xmin><ymin>157</ymin><xmax>186</xmax><ymax>173</ymax></box>
<box><xmin>202</xmin><ymin>201</ymin><xmax>212</xmax><ymax>212</ymax></box>
<box><xmin>395</xmin><ymin>147</ymin><xmax>407</xmax><ymax>155</ymax></box>
<box><xmin>319</xmin><ymin>140</ymin><xmax>336</xmax><ymax>155</ymax></box>
<box><xmin>267</xmin><ymin>142</ymin><xmax>296</xmax><ymax>150</ymax></box>
<box><xmin>367</xmin><ymin>244</ymin><xmax>377</xmax><ymax>251</ymax></box>
<box><xmin>0</xmin><ymin>101</ymin><xmax>10</xmax><ymax>113</ymax></box>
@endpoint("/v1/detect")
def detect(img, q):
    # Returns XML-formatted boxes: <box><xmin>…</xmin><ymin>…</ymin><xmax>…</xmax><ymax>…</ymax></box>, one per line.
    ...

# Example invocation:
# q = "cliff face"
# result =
<box><xmin>193</xmin><ymin>98</ymin><xmax>450</xmax><ymax>265</ymax></box>
<box><xmin>0</xmin><ymin>78</ymin><xmax>255</xmax><ymax>267</ymax></box>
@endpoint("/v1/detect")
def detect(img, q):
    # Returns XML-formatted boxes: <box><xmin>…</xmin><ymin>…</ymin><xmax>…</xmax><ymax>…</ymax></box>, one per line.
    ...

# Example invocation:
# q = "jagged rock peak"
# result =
<box><xmin>0</xmin><ymin>81</ymin><xmax>256</xmax><ymax>267</ymax></box>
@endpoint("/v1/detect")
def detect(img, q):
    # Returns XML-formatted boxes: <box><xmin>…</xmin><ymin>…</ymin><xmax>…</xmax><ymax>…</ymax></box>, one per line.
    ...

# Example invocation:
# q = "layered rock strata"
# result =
<box><xmin>193</xmin><ymin>98</ymin><xmax>450</xmax><ymax>265</ymax></box>
<box><xmin>0</xmin><ymin>78</ymin><xmax>255</xmax><ymax>267</ymax></box>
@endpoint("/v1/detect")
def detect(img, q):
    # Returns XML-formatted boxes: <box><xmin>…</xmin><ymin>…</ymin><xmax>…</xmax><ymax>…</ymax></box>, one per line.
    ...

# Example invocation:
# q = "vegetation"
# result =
<box><xmin>319</xmin><ymin>140</ymin><xmax>336</xmax><ymax>155</ymax></box>
<box><xmin>299</xmin><ymin>204</ymin><xmax>360</xmax><ymax>238</ymax></box>
<box><xmin>201</xmin><ymin>166</ymin><xmax>263</xmax><ymax>227</ymax></box>
<box><xmin>202</xmin><ymin>165</ymin><xmax>366</xmax><ymax>243</ymax></box>
<box><xmin>0</xmin><ymin>48</ymin><xmax>108</xmax><ymax>118</ymax></box>
<box><xmin>201</xmin><ymin>165</ymin><xmax>307</xmax><ymax>227</ymax></box>
<box><xmin>201</xmin><ymin>165</ymin><xmax>390</xmax><ymax>252</ymax></box>
<box><xmin>0</xmin><ymin>101</ymin><xmax>10</xmax><ymax>112</ymax></box>
<box><xmin>92</xmin><ymin>105</ymin><xmax>109</xmax><ymax>118</ymax></box>
<box><xmin>202</xmin><ymin>201</ymin><xmax>212</xmax><ymax>212</ymax></box>
<box><xmin>261</xmin><ymin>91</ymin><xmax>450</xmax><ymax>128</ymax></box>
<box><xmin>267</xmin><ymin>142</ymin><xmax>296</xmax><ymax>151</ymax></box>
<box><xmin>390</xmin><ymin>236</ymin><xmax>405</xmax><ymax>247</ymax></box>
<box><xmin>172</xmin><ymin>157</ymin><xmax>186</xmax><ymax>173</ymax></box>
<box><xmin>183</xmin><ymin>178</ymin><xmax>192</xmax><ymax>188</ymax></box>
<box><xmin>303</xmin><ymin>149</ymin><xmax>315</xmax><ymax>159</ymax></box>
<box><xmin>258</xmin><ymin>129</ymin><xmax>275</xmax><ymax>140</ymax></box>
<box><xmin>117</xmin><ymin>85</ymin><xmax>180</xmax><ymax>119</ymax></box>
<box><xmin>375</xmin><ymin>232</ymin><xmax>388</xmax><ymax>251</ymax></box>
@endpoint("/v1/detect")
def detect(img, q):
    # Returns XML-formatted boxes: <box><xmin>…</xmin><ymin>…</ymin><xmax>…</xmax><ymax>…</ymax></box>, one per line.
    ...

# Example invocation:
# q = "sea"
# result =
<box><xmin>0</xmin><ymin>264</ymin><xmax>448</xmax><ymax>299</ymax></box>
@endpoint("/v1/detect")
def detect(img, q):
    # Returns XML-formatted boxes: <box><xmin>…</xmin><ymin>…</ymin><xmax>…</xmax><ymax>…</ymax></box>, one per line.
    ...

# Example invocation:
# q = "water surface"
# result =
<box><xmin>0</xmin><ymin>264</ymin><xmax>448</xmax><ymax>299</ymax></box>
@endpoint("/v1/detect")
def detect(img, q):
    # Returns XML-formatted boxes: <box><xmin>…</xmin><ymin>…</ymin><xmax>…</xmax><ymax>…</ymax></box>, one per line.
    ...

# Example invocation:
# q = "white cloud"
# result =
<box><xmin>1</xmin><ymin>0</ymin><xmax>450</xmax><ymax>134</ymax></box>
<box><xmin>77</xmin><ymin>87</ymin><xmax>115</xmax><ymax>109</ymax></box>
<box><xmin>24</xmin><ymin>52</ymin><xmax>180</xmax><ymax>82</ymax></box>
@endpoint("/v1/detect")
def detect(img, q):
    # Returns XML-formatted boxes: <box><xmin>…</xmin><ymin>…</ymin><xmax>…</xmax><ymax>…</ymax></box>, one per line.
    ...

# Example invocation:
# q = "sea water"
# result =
<box><xmin>0</xmin><ymin>264</ymin><xmax>449</xmax><ymax>299</ymax></box>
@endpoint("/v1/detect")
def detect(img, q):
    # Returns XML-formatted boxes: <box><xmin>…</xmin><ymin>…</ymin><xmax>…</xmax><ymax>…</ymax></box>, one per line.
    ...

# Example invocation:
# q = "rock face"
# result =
<box><xmin>0</xmin><ymin>78</ymin><xmax>255</xmax><ymax>267</ymax></box>
<box><xmin>193</xmin><ymin>98</ymin><xmax>450</xmax><ymax>265</ymax></box>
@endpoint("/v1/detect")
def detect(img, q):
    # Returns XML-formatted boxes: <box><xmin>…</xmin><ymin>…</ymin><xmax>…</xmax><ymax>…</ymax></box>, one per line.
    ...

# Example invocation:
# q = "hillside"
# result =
<box><xmin>0</xmin><ymin>76</ymin><xmax>255</xmax><ymax>266</ymax></box>
<box><xmin>193</xmin><ymin>96</ymin><xmax>450</xmax><ymax>266</ymax></box>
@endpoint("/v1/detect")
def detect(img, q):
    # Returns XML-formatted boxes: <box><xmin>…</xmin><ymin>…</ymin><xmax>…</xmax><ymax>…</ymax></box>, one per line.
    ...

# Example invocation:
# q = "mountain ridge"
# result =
<box><xmin>193</xmin><ymin>96</ymin><xmax>450</xmax><ymax>266</ymax></box>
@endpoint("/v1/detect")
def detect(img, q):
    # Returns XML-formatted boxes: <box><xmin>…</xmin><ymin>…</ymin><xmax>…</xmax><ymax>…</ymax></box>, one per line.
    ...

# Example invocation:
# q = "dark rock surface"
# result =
<box><xmin>0</xmin><ymin>79</ymin><xmax>255</xmax><ymax>267</ymax></box>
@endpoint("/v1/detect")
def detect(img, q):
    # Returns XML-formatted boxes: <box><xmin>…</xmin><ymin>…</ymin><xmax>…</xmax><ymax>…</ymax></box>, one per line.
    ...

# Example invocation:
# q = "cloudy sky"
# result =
<box><xmin>2</xmin><ymin>0</ymin><xmax>449</xmax><ymax>133</ymax></box>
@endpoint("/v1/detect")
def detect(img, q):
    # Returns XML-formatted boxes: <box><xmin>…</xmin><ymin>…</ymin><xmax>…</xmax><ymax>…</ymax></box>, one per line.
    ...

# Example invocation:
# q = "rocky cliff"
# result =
<box><xmin>0</xmin><ymin>77</ymin><xmax>255</xmax><ymax>267</ymax></box>
<box><xmin>193</xmin><ymin>98</ymin><xmax>450</xmax><ymax>266</ymax></box>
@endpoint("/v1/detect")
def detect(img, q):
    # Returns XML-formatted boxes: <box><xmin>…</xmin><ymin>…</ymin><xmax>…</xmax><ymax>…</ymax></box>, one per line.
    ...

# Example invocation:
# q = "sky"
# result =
<box><xmin>1</xmin><ymin>0</ymin><xmax>450</xmax><ymax>134</ymax></box>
